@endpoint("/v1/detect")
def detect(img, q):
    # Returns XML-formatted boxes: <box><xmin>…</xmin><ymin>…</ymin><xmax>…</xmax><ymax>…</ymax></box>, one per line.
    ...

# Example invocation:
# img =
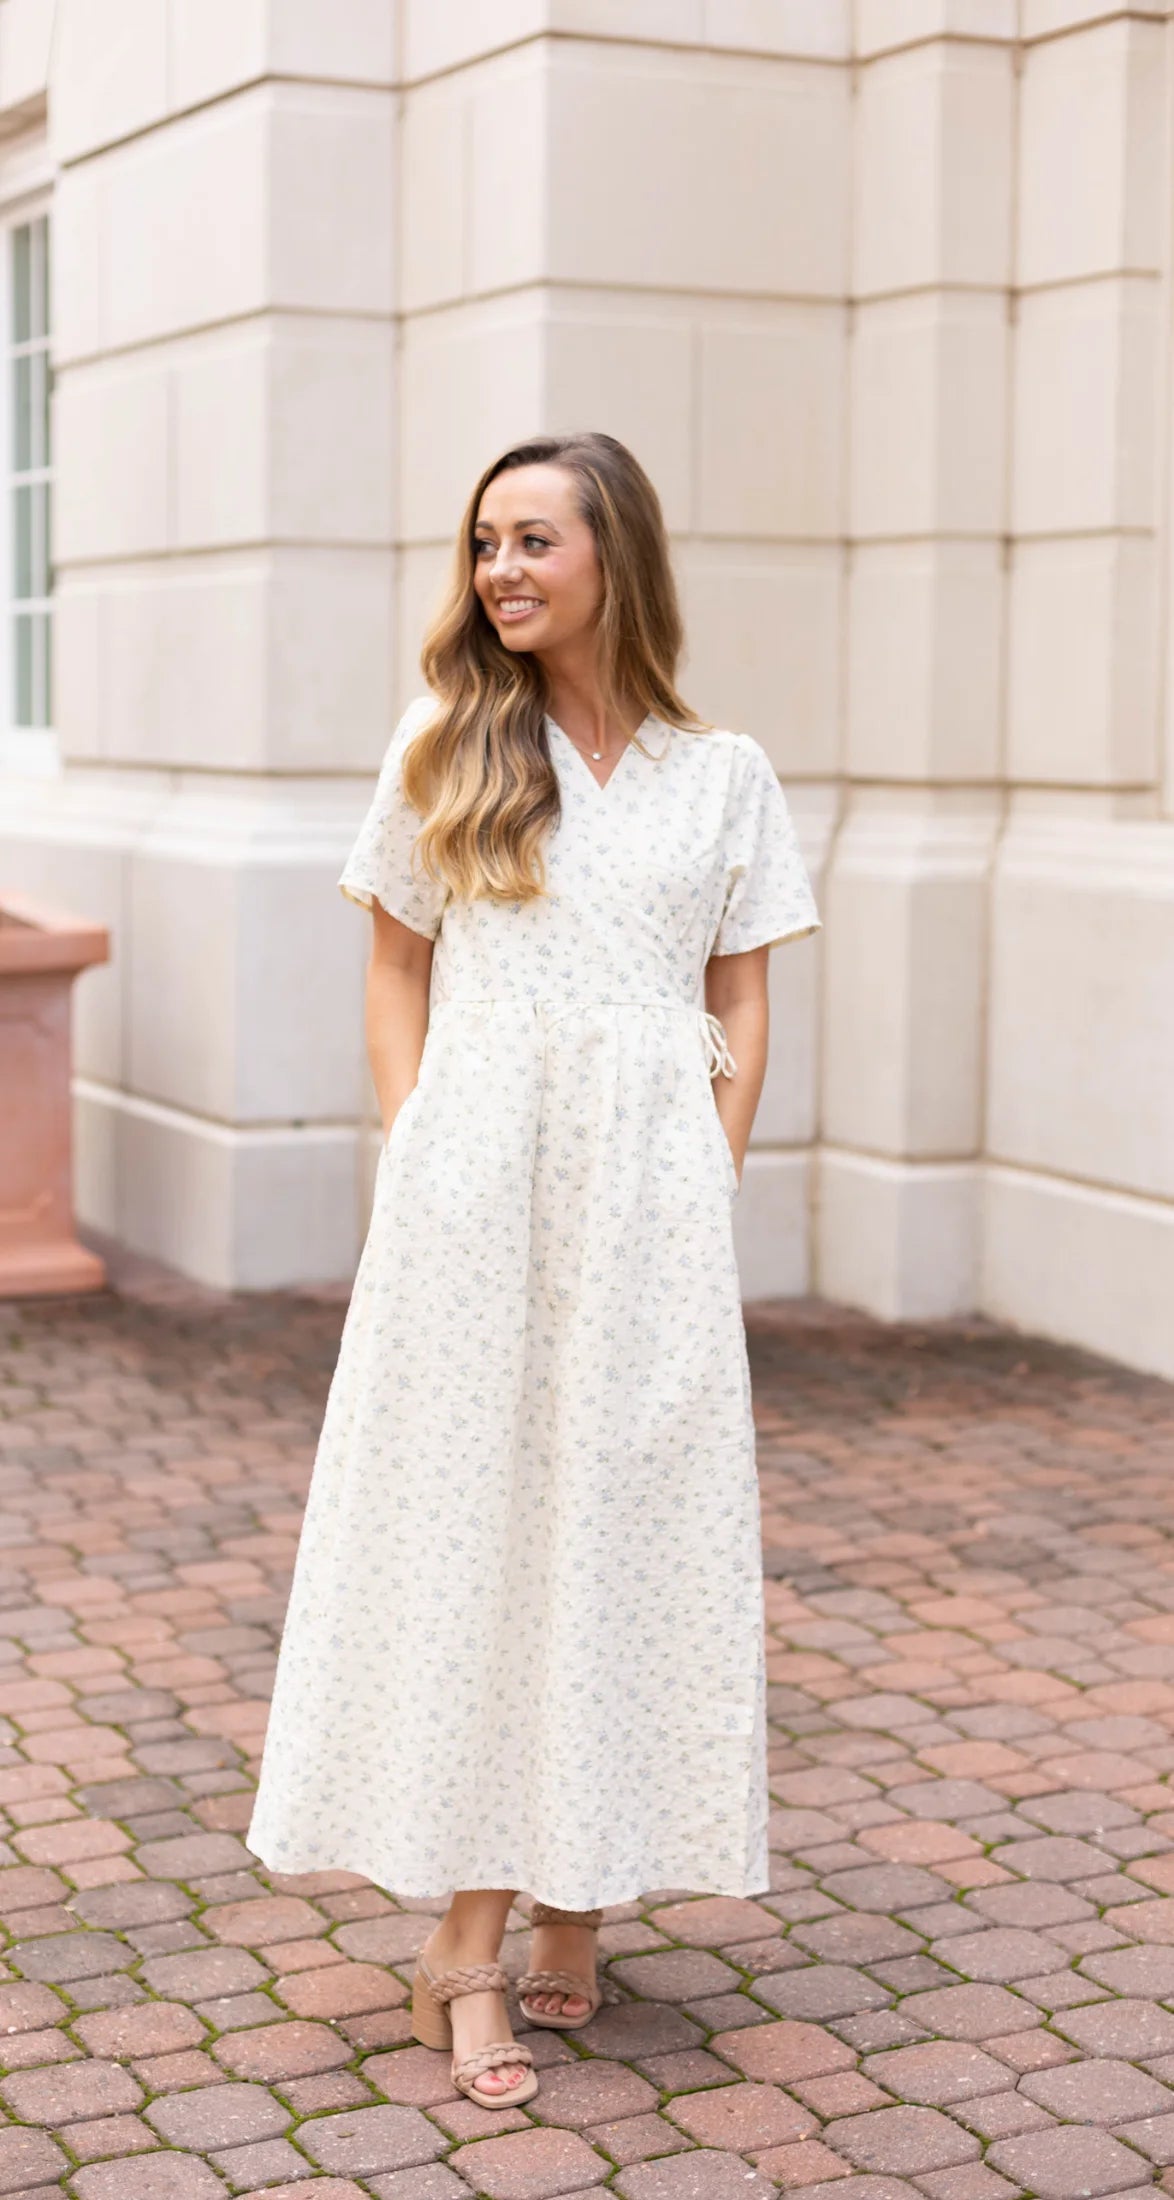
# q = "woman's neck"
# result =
<box><xmin>539</xmin><ymin>649</ymin><xmax>640</xmax><ymax>753</ymax></box>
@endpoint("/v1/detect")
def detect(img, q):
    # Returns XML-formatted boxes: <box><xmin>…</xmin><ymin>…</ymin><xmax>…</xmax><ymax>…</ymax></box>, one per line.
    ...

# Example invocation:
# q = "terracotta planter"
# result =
<box><xmin>0</xmin><ymin>892</ymin><xmax>109</xmax><ymax>1297</ymax></box>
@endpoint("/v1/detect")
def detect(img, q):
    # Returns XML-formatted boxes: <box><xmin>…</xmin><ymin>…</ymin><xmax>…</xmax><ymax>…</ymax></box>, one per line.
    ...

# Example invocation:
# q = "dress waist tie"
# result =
<box><xmin>699</xmin><ymin>1009</ymin><xmax>737</xmax><ymax>1080</ymax></box>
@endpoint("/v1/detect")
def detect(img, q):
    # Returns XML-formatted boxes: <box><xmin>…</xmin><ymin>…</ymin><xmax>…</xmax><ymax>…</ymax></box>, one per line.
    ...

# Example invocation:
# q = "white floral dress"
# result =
<box><xmin>248</xmin><ymin>699</ymin><xmax>821</xmax><ymax>1908</ymax></box>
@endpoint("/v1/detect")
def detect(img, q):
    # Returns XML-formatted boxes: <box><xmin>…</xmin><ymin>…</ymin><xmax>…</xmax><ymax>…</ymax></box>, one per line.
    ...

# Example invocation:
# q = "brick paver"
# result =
<box><xmin>2</xmin><ymin>1270</ymin><xmax>1174</xmax><ymax>2193</ymax></box>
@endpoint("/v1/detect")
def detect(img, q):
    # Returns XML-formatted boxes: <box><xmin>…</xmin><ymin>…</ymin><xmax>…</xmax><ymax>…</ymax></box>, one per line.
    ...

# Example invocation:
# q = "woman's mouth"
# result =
<box><xmin>496</xmin><ymin>597</ymin><xmax>545</xmax><ymax>624</ymax></box>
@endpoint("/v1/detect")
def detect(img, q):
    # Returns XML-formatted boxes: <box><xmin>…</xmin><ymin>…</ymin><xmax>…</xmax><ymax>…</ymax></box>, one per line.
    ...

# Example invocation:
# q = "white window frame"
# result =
<box><xmin>0</xmin><ymin>134</ymin><xmax>54</xmax><ymax>779</ymax></box>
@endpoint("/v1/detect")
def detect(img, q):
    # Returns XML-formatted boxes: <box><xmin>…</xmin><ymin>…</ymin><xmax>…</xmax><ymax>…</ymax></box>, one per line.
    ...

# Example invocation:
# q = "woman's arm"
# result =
<box><xmin>704</xmin><ymin>943</ymin><xmax>770</xmax><ymax>1188</ymax></box>
<box><xmin>366</xmin><ymin>900</ymin><xmax>436</xmax><ymax>1140</ymax></box>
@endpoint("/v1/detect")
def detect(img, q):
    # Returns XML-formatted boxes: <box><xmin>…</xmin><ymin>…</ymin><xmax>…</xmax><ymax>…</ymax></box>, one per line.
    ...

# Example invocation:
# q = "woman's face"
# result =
<box><xmin>472</xmin><ymin>463</ymin><xmax>603</xmax><ymax>657</ymax></box>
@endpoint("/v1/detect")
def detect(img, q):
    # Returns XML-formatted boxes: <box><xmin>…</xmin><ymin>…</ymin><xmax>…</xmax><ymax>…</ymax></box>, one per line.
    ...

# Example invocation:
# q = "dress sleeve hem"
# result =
<box><xmin>710</xmin><ymin>914</ymin><xmax>822</xmax><ymax>959</ymax></box>
<box><xmin>338</xmin><ymin>877</ymin><xmax>442</xmax><ymax>942</ymax></box>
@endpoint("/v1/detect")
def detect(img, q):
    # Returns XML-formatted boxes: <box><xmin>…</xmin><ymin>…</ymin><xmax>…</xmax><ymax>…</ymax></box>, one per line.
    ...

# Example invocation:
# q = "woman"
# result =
<box><xmin>248</xmin><ymin>432</ymin><xmax>821</xmax><ymax>2110</ymax></box>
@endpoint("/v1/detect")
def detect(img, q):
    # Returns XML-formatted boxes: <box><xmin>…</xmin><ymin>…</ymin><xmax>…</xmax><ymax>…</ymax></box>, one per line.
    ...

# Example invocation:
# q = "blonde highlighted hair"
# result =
<box><xmin>404</xmin><ymin>431</ymin><xmax>705</xmax><ymax>908</ymax></box>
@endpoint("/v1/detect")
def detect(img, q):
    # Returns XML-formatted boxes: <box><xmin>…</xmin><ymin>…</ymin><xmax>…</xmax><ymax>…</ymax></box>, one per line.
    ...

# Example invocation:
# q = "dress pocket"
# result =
<box><xmin>708</xmin><ymin>1098</ymin><xmax>739</xmax><ymax>1200</ymax></box>
<box><xmin>382</xmin><ymin>1083</ymin><xmax>422</xmax><ymax>1165</ymax></box>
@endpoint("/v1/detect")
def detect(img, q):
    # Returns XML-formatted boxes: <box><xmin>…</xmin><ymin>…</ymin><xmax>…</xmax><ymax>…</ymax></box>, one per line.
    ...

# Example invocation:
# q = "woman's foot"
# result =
<box><xmin>420</xmin><ymin>1923</ymin><xmax>529</xmax><ymax>2098</ymax></box>
<box><xmin>522</xmin><ymin>1918</ymin><xmax>597</xmax><ymax>2021</ymax></box>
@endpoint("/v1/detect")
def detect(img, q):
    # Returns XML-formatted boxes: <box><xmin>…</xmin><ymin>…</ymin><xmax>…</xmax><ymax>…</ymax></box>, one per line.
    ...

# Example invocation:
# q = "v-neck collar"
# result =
<box><xmin>547</xmin><ymin>713</ymin><xmax>659</xmax><ymax>795</ymax></box>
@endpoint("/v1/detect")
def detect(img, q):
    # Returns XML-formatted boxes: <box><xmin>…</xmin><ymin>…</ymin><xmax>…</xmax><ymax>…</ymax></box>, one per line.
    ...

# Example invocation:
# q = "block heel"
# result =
<box><xmin>410</xmin><ymin>1958</ymin><xmax>453</xmax><ymax>2051</ymax></box>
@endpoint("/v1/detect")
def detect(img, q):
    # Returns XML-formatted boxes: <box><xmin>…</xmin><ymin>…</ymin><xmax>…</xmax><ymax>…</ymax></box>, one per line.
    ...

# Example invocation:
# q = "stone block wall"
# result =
<box><xmin>0</xmin><ymin>0</ymin><xmax>1170</xmax><ymax>1376</ymax></box>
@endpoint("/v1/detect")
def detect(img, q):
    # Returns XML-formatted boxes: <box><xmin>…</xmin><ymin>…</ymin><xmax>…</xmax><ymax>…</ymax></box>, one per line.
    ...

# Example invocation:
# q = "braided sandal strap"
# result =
<box><xmin>517</xmin><ymin>1967</ymin><xmax>598</xmax><ymax>2002</ymax></box>
<box><xmin>455</xmin><ymin>2039</ymin><xmax>535</xmax><ymax>2084</ymax></box>
<box><xmin>530</xmin><ymin>1902</ymin><xmax>603</xmax><ymax>1928</ymax></box>
<box><xmin>425</xmin><ymin>1959</ymin><xmax>508</xmax><ymax>2005</ymax></box>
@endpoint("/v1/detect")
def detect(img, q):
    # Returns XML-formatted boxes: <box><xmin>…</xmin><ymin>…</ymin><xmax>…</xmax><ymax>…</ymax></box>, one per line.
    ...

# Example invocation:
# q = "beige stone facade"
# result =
<box><xmin>0</xmin><ymin>0</ymin><xmax>1171</xmax><ymax>1378</ymax></box>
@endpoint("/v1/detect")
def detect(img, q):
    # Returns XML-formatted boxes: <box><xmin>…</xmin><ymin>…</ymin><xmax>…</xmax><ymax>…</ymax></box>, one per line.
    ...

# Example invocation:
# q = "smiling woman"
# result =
<box><xmin>473</xmin><ymin>470</ymin><xmax>607</xmax><ymax>667</ymax></box>
<box><xmin>247</xmin><ymin>431</ymin><xmax>822</xmax><ymax>2113</ymax></box>
<box><xmin>393</xmin><ymin>434</ymin><xmax>702</xmax><ymax>908</ymax></box>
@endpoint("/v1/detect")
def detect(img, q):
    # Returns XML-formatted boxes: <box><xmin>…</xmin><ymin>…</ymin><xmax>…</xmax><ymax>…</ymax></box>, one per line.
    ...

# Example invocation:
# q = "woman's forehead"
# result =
<box><xmin>476</xmin><ymin>463</ymin><xmax>581</xmax><ymax>528</ymax></box>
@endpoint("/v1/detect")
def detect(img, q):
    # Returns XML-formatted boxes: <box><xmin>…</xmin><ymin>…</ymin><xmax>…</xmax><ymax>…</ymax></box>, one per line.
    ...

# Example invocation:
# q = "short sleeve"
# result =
<box><xmin>712</xmin><ymin>737</ymin><xmax>822</xmax><ymax>957</ymax></box>
<box><xmin>338</xmin><ymin>697</ymin><xmax>448</xmax><ymax>941</ymax></box>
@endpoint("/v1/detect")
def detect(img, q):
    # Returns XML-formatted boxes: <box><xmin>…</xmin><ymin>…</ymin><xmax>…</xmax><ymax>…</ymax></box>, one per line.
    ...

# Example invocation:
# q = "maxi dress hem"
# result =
<box><xmin>245</xmin><ymin>1836</ymin><xmax>772</xmax><ymax>1912</ymax></box>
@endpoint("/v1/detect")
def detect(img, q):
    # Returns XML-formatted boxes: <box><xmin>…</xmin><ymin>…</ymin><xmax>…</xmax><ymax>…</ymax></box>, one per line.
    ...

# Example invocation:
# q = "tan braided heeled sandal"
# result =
<box><xmin>517</xmin><ymin>1901</ymin><xmax>604</xmax><ymax>2030</ymax></box>
<box><xmin>411</xmin><ymin>1949</ymin><xmax>537</xmax><ymax>2109</ymax></box>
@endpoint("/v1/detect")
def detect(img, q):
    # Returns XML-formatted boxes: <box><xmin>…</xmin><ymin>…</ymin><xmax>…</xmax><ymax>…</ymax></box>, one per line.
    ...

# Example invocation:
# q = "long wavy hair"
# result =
<box><xmin>404</xmin><ymin>431</ymin><xmax>705</xmax><ymax>908</ymax></box>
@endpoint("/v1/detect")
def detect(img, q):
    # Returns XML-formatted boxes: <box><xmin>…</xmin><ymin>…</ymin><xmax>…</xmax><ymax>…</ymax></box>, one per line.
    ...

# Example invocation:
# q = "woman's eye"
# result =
<box><xmin>473</xmin><ymin>534</ymin><xmax>548</xmax><ymax>558</ymax></box>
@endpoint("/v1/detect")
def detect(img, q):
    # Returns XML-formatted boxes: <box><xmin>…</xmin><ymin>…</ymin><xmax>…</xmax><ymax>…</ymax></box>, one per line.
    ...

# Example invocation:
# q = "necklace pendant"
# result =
<box><xmin>591</xmin><ymin>749</ymin><xmax>603</xmax><ymax>761</ymax></box>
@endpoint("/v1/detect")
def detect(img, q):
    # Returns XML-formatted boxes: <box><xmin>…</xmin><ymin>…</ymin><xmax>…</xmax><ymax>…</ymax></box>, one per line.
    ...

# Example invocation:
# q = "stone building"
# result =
<box><xmin>0</xmin><ymin>1</ymin><xmax>1171</xmax><ymax>1380</ymax></box>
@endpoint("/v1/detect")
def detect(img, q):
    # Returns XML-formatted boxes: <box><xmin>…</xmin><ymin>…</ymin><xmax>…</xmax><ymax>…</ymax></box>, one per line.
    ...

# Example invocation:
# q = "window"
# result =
<box><xmin>8</xmin><ymin>212</ymin><xmax>50</xmax><ymax>733</ymax></box>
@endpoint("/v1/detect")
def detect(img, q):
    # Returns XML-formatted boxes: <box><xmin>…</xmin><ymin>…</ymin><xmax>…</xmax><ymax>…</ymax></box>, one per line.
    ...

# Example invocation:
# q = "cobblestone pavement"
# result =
<box><xmin>0</xmin><ymin>1275</ymin><xmax>1173</xmax><ymax>2199</ymax></box>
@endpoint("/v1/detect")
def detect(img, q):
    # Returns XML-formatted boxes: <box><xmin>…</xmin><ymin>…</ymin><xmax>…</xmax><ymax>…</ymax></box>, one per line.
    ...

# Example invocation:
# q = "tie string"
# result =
<box><xmin>700</xmin><ymin>1009</ymin><xmax>737</xmax><ymax>1080</ymax></box>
